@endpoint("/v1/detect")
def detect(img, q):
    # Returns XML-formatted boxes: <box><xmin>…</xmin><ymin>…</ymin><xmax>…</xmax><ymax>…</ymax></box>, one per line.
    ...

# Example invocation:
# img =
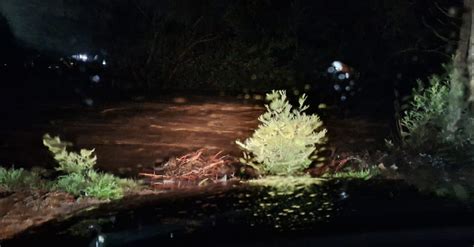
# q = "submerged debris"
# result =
<box><xmin>140</xmin><ymin>149</ymin><xmax>248</xmax><ymax>188</ymax></box>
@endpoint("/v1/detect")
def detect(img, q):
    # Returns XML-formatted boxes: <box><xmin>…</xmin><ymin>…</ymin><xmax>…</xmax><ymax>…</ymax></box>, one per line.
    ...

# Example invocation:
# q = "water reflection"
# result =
<box><xmin>6</xmin><ymin>179</ymin><xmax>474</xmax><ymax>246</ymax></box>
<box><xmin>239</xmin><ymin>183</ymin><xmax>340</xmax><ymax>231</ymax></box>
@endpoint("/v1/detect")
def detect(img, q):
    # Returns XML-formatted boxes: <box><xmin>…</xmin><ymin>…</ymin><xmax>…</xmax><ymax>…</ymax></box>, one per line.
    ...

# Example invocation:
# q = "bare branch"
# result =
<box><xmin>422</xmin><ymin>16</ymin><xmax>455</xmax><ymax>43</ymax></box>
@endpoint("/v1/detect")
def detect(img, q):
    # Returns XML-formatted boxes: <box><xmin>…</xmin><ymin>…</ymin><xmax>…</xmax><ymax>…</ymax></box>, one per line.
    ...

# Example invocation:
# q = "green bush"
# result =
<box><xmin>400</xmin><ymin>63</ymin><xmax>474</xmax><ymax>155</ymax></box>
<box><xmin>400</xmin><ymin>75</ymin><xmax>450</xmax><ymax>150</ymax></box>
<box><xmin>44</xmin><ymin>134</ymin><xmax>138</xmax><ymax>200</ymax></box>
<box><xmin>55</xmin><ymin>170</ymin><xmax>123</xmax><ymax>200</ymax></box>
<box><xmin>43</xmin><ymin>134</ymin><xmax>97</xmax><ymax>174</ymax></box>
<box><xmin>85</xmin><ymin>171</ymin><xmax>124</xmax><ymax>200</ymax></box>
<box><xmin>236</xmin><ymin>90</ymin><xmax>327</xmax><ymax>175</ymax></box>
<box><xmin>55</xmin><ymin>173</ymin><xmax>88</xmax><ymax>196</ymax></box>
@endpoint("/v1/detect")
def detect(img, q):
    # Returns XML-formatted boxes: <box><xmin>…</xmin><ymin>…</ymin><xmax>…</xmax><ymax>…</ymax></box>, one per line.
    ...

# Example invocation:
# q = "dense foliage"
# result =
<box><xmin>400</xmin><ymin>64</ymin><xmax>474</xmax><ymax>162</ymax></box>
<box><xmin>237</xmin><ymin>90</ymin><xmax>327</xmax><ymax>175</ymax></box>
<box><xmin>400</xmin><ymin>75</ymin><xmax>450</xmax><ymax>150</ymax></box>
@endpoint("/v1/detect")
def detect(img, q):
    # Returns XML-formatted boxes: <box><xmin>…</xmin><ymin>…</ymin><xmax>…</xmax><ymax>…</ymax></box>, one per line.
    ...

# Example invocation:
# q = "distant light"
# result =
<box><xmin>448</xmin><ymin>7</ymin><xmax>458</xmax><ymax>17</ymax></box>
<box><xmin>98</xmin><ymin>235</ymin><xmax>105</xmax><ymax>243</ymax></box>
<box><xmin>71</xmin><ymin>54</ymin><xmax>89</xmax><ymax>62</ymax></box>
<box><xmin>84</xmin><ymin>98</ymin><xmax>94</xmax><ymax>106</ymax></box>
<box><xmin>91</xmin><ymin>75</ymin><xmax>101</xmax><ymax>83</ymax></box>
<box><xmin>102</xmin><ymin>60</ymin><xmax>107</xmax><ymax>66</ymax></box>
<box><xmin>340</xmin><ymin>95</ymin><xmax>347</xmax><ymax>101</ymax></box>
<box><xmin>340</xmin><ymin>191</ymin><xmax>349</xmax><ymax>199</ymax></box>
<box><xmin>334</xmin><ymin>84</ymin><xmax>341</xmax><ymax>91</ymax></box>
<box><xmin>345</xmin><ymin>86</ymin><xmax>351</xmax><ymax>91</ymax></box>
<box><xmin>331</xmin><ymin>61</ymin><xmax>343</xmax><ymax>71</ymax></box>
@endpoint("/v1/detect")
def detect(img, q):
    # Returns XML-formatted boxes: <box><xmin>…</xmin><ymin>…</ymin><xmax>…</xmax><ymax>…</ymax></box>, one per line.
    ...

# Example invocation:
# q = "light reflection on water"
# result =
<box><xmin>7</xmin><ymin>179</ymin><xmax>474</xmax><ymax>246</ymax></box>
<box><xmin>60</xmin><ymin>182</ymin><xmax>347</xmax><ymax>244</ymax></box>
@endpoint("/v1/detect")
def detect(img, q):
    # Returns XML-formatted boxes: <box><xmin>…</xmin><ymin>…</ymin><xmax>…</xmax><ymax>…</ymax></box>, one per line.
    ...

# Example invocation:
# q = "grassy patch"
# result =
<box><xmin>0</xmin><ymin>167</ymin><xmax>52</xmax><ymax>191</ymax></box>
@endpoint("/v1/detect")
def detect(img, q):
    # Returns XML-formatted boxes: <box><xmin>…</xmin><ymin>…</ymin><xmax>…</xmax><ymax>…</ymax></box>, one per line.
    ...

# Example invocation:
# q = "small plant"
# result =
<box><xmin>400</xmin><ymin>75</ymin><xmax>449</xmax><ymax>150</ymax></box>
<box><xmin>84</xmin><ymin>171</ymin><xmax>124</xmax><ymax>200</ymax></box>
<box><xmin>44</xmin><ymin>134</ymin><xmax>138</xmax><ymax>200</ymax></box>
<box><xmin>55</xmin><ymin>171</ymin><xmax>126</xmax><ymax>200</ymax></box>
<box><xmin>0</xmin><ymin>167</ymin><xmax>24</xmax><ymax>190</ymax></box>
<box><xmin>55</xmin><ymin>173</ymin><xmax>88</xmax><ymax>195</ymax></box>
<box><xmin>236</xmin><ymin>90</ymin><xmax>327</xmax><ymax>176</ymax></box>
<box><xmin>43</xmin><ymin>134</ymin><xmax>97</xmax><ymax>174</ymax></box>
<box><xmin>0</xmin><ymin>167</ymin><xmax>50</xmax><ymax>191</ymax></box>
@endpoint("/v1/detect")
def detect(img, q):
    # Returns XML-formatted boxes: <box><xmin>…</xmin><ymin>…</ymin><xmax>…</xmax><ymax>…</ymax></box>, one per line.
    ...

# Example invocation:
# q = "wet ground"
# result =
<box><xmin>0</xmin><ymin>191</ymin><xmax>101</xmax><ymax>239</ymax></box>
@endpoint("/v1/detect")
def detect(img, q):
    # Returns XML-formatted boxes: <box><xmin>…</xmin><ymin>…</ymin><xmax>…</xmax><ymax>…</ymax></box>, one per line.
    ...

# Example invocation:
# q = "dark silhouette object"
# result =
<box><xmin>326</xmin><ymin>61</ymin><xmax>362</xmax><ymax>116</ymax></box>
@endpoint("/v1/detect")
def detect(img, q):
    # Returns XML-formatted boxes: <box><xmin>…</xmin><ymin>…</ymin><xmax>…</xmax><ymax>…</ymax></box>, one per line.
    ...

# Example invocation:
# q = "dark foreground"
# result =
<box><xmin>3</xmin><ymin>180</ymin><xmax>473</xmax><ymax>247</ymax></box>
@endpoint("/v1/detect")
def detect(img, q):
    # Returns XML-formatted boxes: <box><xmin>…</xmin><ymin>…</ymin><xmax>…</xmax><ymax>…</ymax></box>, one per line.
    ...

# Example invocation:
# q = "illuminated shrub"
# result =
<box><xmin>43</xmin><ymin>134</ymin><xmax>96</xmax><ymax>174</ymax></box>
<box><xmin>237</xmin><ymin>90</ymin><xmax>327</xmax><ymax>175</ymax></box>
<box><xmin>43</xmin><ymin>134</ymin><xmax>137</xmax><ymax>200</ymax></box>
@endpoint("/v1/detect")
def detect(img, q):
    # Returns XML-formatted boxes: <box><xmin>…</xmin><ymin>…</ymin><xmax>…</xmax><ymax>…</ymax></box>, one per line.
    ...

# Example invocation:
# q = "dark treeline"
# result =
<box><xmin>101</xmin><ymin>0</ymin><xmax>462</xmax><ymax>93</ymax></box>
<box><xmin>0</xmin><ymin>0</ymin><xmax>463</xmax><ymax>101</ymax></box>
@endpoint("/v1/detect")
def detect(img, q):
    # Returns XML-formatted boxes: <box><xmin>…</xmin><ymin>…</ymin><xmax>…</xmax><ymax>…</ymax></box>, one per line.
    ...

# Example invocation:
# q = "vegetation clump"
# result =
<box><xmin>400</xmin><ymin>73</ymin><xmax>450</xmax><ymax>150</ymax></box>
<box><xmin>0</xmin><ymin>167</ymin><xmax>50</xmax><ymax>191</ymax></box>
<box><xmin>400</xmin><ymin>64</ymin><xmax>474</xmax><ymax>160</ymax></box>
<box><xmin>236</xmin><ymin>90</ymin><xmax>327</xmax><ymax>176</ymax></box>
<box><xmin>43</xmin><ymin>134</ymin><xmax>96</xmax><ymax>174</ymax></box>
<box><xmin>43</xmin><ymin>134</ymin><xmax>138</xmax><ymax>200</ymax></box>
